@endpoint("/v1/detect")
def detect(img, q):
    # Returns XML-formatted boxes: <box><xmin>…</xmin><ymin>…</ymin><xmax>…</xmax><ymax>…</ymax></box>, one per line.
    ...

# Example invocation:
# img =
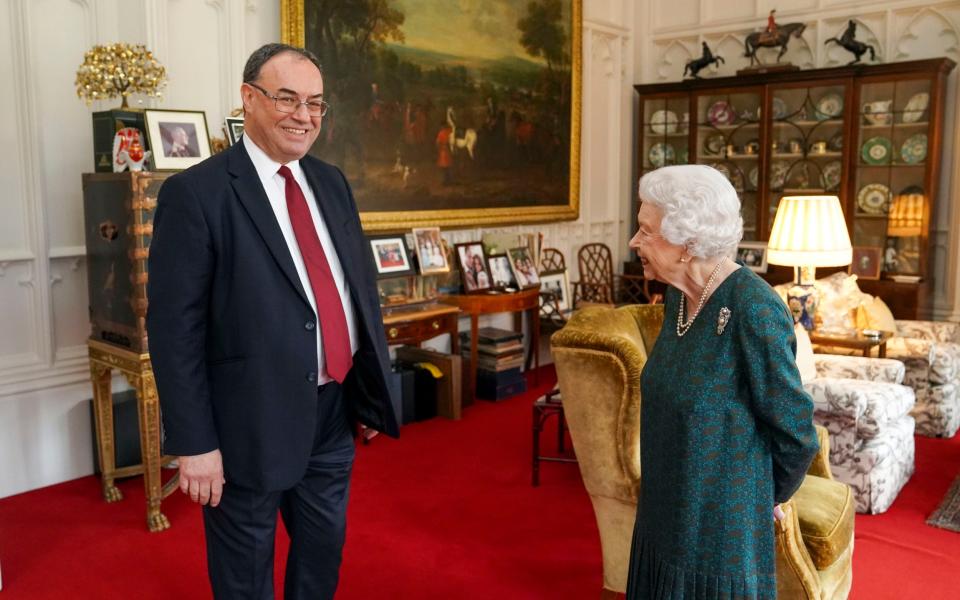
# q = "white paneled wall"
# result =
<box><xmin>0</xmin><ymin>0</ymin><xmax>637</xmax><ymax>497</ymax></box>
<box><xmin>635</xmin><ymin>0</ymin><xmax>960</xmax><ymax>321</ymax></box>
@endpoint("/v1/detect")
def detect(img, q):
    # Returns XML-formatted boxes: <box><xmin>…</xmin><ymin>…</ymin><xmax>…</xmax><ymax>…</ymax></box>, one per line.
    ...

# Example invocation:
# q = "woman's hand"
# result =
<box><xmin>773</xmin><ymin>504</ymin><xmax>786</xmax><ymax>522</ymax></box>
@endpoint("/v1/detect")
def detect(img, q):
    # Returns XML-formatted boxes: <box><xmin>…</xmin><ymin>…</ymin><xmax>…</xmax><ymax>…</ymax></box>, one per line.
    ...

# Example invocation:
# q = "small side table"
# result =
<box><xmin>381</xmin><ymin>302</ymin><xmax>461</xmax><ymax>353</ymax></box>
<box><xmin>88</xmin><ymin>339</ymin><xmax>178</xmax><ymax>532</ymax></box>
<box><xmin>532</xmin><ymin>389</ymin><xmax>576</xmax><ymax>486</ymax></box>
<box><xmin>808</xmin><ymin>329</ymin><xmax>894</xmax><ymax>358</ymax></box>
<box><xmin>440</xmin><ymin>287</ymin><xmax>541</xmax><ymax>395</ymax></box>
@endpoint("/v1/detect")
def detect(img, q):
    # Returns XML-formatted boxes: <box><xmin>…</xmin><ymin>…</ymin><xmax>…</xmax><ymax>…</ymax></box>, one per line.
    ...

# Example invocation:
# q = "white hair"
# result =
<box><xmin>637</xmin><ymin>165</ymin><xmax>743</xmax><ymax>259</ymax></box>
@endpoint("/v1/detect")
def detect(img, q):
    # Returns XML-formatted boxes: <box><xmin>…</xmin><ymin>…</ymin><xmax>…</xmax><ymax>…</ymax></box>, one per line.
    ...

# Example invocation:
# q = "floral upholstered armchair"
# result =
<box><xmin>795</xmin><ymin>327</ymin><xmax>916</xmax><ymax>514</ymax></box>
<box><xmin>776</xmin><ymin>271</ymin><xmax>960</xmax><ymax>438</ymax></box>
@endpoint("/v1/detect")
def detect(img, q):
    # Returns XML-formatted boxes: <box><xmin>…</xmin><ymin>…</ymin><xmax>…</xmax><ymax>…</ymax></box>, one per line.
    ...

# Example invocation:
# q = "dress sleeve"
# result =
<box><xmin>736</xmin><ymin>282</ymin><xmax>820</xmax><ymax>504</ymax></box>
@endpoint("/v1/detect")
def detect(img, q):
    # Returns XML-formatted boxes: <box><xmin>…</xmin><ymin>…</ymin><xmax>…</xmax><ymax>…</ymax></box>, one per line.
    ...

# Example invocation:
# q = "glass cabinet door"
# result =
<box><xmin>693</xmin><ymin>89</ymin><xmax>762</xmax><ymax>240</ymax></box>
<box><xmin>767</xmin><ymin>82</ymin><xmax>848</xmax><ymax>237</ymax></box>
<box><xmin>853</xmin><ymin>77</ymin><xmax>932</xmax><ymax>278</ymax></box>
<box><xmin>639</xmin><ymin>94</ymin><xmax>691</xmax><ymax>178</ymax></box>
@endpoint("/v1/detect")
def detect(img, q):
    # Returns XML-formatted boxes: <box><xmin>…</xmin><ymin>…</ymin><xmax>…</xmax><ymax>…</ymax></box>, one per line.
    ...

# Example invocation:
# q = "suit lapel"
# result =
<box><xmin>227</xmin><ymin>143</ymin><xmax>310</xmax><ymax>307</ymax></box>
<box><xmin>301</xmin><ymin>162</ymin><xmax>365</xmax><ymax>296</ymax></box>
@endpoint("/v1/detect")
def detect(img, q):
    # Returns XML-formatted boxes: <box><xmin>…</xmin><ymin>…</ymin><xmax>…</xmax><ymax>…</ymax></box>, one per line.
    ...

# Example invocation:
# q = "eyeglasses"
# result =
<box><xmin>247</xmin><ymin>82</ymin><xmax>329</xmax><ymax>117</ymax></box>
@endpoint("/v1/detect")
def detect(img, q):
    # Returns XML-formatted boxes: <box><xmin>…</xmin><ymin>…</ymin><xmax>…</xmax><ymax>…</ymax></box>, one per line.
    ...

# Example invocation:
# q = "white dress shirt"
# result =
<box><xmin>243</xmin><ymin>134</ymin><xmax>359</xmax><ymax>384</ymax></box>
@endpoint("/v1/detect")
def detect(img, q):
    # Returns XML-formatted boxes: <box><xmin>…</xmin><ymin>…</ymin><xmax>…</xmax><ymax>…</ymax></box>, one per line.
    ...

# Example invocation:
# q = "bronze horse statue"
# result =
<box><xmin>684</xmin><ymin>42</ymin><xmax>725</xmax><ymax>79</ymax></box>
<box><xmin>825</xmin><ymin>20</ymin><xmax>877</xmax><ymax>65</ymax></box>
<box><xmin>744</xmin><ymin>22</ymin><xmax>807</xmax><ymax>66</ymax></box>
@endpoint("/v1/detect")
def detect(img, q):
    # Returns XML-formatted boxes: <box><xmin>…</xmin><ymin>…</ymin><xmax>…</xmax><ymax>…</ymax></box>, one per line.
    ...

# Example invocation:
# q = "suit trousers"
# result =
<box><xmin>202</xmin><ymin>382</ymin><xmax>355</xmax><ymax>599</ymax></box>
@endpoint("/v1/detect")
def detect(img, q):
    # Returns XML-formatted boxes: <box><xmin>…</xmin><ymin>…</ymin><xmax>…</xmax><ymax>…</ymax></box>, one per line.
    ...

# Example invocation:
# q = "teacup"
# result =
<box><xmin>863</xmin><ymin>100</ymin><xmax>893</xmax><ymax>125</ymax></box>
<box><xmin>810</xmin><ymin>141</ymin><xmax>828</xmax><ymax>154</ymax></box>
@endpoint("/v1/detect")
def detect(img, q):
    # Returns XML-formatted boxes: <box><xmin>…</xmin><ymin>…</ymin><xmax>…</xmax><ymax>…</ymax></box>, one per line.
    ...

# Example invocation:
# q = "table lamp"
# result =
<box><xmin>767</xmin><ymin>195</ymin><xmax>853</xmax><ymax>329</ymax></box>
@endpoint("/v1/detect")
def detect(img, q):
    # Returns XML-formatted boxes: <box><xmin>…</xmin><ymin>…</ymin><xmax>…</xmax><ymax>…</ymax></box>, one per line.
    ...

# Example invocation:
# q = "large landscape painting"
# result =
<box><xmin>282</xmin><ymin>0</ymin><xmax>581</xmax><ymax>230</ymax></box>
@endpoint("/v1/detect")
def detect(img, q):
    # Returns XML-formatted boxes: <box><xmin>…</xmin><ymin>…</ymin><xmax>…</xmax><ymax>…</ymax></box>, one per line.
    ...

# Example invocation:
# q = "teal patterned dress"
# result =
<box><xmin>626</xmin><ymin>266</ymin><xmax>819</xmax><ymax>599</ymax></box>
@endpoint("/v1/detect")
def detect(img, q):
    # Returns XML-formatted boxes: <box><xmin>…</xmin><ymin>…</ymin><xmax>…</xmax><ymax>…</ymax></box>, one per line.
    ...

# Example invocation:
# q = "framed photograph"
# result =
<box><xmin>487</xmin><ymin>254</ymin><xmax>518</xmax><ymax>290</ymax></box>
<box><xmin>224</xmin><ymin>117</ymin><xmax>245</xmax><ymax>146</ymax></box>
<box><xmin>540</xmin><ymin>270</ymin><xmax>570</xmax><ymax>312</ymax></box>
<box><xmin>144</xmin><ymin>109</ymin><xmax>212</xmax><ymax>170</ymax></box>
<box><xmin>508</xmin><ymin>246</ymin><xmax>540</xmax><ymax>288</ymax></box>
<box><xmin>455</xmin><ymin>242</ymin><xmax>492</xmax><ymax>293</ymax></box>
<box><xmin>367</xmin><ymin>234</ymin><xmax>414</xmax><ymax>279</ymax></box>
<box><xmin>736</xmin><ymin>242</ymin><xmax>768</xmax><ymax>274</ymax></box>
<box><xmin>281</xmin><ymin>0</ymin><xmax>582</xmax><ymax>231</ymax></box>
<box><xmin>412</xmin><ymin>227</ymin><xmax>450</xmax><ymax>274</ymax></box>
<box><xmin>850</xmin><ymin>246</ymin><xmax>883</xmax><ymax>280</ymax></box>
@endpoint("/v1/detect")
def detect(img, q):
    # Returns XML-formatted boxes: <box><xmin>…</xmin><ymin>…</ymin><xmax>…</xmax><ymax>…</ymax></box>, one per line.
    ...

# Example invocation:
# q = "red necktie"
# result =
<box><xmin>277</xmin><ymin>165</ymin><xmax>353</xmax><ymax>383</ymax></box>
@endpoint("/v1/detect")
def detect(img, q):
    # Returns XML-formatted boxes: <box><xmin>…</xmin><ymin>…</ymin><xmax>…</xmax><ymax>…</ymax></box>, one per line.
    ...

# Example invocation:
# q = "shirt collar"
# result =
<box><xmin>242</xmin><ymin>133</ymin><xmax>306</xmax><ymax>183</ymax></box>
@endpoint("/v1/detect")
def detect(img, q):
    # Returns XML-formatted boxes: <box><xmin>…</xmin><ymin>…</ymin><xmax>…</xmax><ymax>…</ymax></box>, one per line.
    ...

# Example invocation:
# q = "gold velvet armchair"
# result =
<box><xmin>550</xmin><ymin>304</ymin><xmax>855</xmax><ymax>599</ymax></box>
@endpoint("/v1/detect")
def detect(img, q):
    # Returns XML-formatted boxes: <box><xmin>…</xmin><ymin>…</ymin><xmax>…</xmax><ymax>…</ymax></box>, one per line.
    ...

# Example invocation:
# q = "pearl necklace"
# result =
<box><xmin>677</xmin><ymin>259</ymin><xmax>726</xmax><ymax>337</ymax></box>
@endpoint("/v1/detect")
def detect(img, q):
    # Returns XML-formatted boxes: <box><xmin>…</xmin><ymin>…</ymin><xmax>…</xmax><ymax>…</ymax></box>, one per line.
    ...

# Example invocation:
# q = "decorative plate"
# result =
<box><xmin>769</xmin><ymin>161</ymin><xmax>789</xmax><ymax>189</ymax></box>
<box><xmin>650</xmin><ymin>109</ymin><xmax>678</xmax><ymax>134</ymax></box>
<box><xmin>648</xmin><ymin>142</ymin><xmax>675</xmax><ymax>168</ymax></box>
<box><xmin>703</xmin><ymin>133</ymin><xmax>725</xmax><ymax>155</ymax></box>
<box><xmin>828</xmin><ymin>132</ymin><xmax>844</xmax><ymax>151</ymax></box>
<box><xmin>821</xmin><ymin>161</ymin><xmax>842</xmax><ymax>190</ymax></box>
<box><xmin>861</xmin><ymin>136</ymin><xmax>892</xmax><ymax>165</ymax></box>
<box><xmin>748</xmin><ymin>166</ymin><xmax>759</xmax><ymax>190</ymax></box>
<box><xmin>900</xmin><ymin>133</ymin><xmax>928</xmax><ymax>164</ymax></box>
<box><xmin>708</xmin><ymin>100</ymin><xmax>735</xmax><ymax>126</ymax></box>
<box><xmin>902</xmin><ymin>92</ymin><xmax>929</xmax><ymax>124</ymax></box>
<box><xmin>815</xmin><ymin>93</ymin><xmax>844</xmax><ymax>120</ymax></box>
<box><xmin>857</xmin><ymin>183</ymin><xmax>892</xmax><ymax>215</ymax></box>
<box><xmin>771</xmin><ymin>97</ymin><xmax>788</xmax><ymax>120</ymax></box>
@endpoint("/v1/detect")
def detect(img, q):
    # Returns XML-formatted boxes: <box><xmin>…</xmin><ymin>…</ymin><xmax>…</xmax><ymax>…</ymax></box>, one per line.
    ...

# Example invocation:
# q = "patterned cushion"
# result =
<box><xmin>912</xmin><ymin>382</ymin><xmax>960</xmax><ymax>438</ymax></box>
<box><xmin>855</xmin><ymin>296</ymin><xmax>897</xmax><ymax>333</ymax></box>
<box><xmin>814</xmin><ymin>273</ymin><xmax>868</xmax><ymax>330</ymax></box>
<box><xmin>896</xmin><ymin>320</ymin><xmax>960</xmax><ymax>343</ymax></box>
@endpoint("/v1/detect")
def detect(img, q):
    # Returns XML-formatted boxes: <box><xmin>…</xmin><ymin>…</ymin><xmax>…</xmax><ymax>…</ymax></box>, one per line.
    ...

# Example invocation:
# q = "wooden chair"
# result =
<box><xmin>539</xmin><ymin>248</ymin><xmax>570</xmax><ymax>331</ymax></box>
<box><xmin>572</xmin><ymin>243</ymin><xmax>661</xmax><ymax>308</ymax></box>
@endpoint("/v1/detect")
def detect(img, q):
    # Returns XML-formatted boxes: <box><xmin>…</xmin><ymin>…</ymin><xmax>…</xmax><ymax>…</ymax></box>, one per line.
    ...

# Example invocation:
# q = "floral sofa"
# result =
<box><xmin>796</xmin><ymin>326</ymin><xmax>916</xmax><ymax>514</ymax></box>
<box><xmin>777</xmin><ymin>272</ymin><xmax>960</xmax><ymax>438</ymax></box>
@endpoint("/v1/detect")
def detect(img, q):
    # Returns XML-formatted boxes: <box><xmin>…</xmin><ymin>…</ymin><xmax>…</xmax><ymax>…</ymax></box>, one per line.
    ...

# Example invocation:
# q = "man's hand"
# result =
<box><xmin>178</xmin><ymin>449</ymin><xmax>225</xmax><ymax>507</ymax></box>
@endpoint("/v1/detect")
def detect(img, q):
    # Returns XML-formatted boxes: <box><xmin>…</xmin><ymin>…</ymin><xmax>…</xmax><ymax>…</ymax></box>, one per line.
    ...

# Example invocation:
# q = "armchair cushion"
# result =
<box><xmin>855</xmin><ymin>295</ymin><xmax>897</xmax><ymax>333</ymax></box>
<box><xmin>795</xmin><ymin>326</ymin><xmax>817</xmax><ymax>384</ymax></box>
<box><xmin>813</xmin><ymin>354</ymin><xmax>905</xmax><ymax>384</ymax></box>
<box><xmin>804</xmin><ymin>378</ymin><xmax>915</xmax><ymax>441</ymax></box>
<box><xmin>887</xmin><ymin>337</ymin><xmax>959</xmax><ymax>386</ymax></box>
<box><xmin>791</xmin><ymin>474</ymin><xmax>856</xmax><ymax>569</ymax></box>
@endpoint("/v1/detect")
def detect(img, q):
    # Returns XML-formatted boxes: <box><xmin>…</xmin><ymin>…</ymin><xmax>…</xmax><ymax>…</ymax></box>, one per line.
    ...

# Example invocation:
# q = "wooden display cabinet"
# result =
<box><xmin>634</xmin><ymin>58</ymin><xmax>956</xmax><ymax>318</ymax></box>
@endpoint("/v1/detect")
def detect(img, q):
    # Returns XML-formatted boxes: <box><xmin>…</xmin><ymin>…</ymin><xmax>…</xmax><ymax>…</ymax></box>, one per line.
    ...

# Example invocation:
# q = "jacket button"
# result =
<box><xmin>306</xmin><ymin>372</ymin><xmax>317</xmax><ymax>383</ymax></box>
<box><xmin>305</xmin><ymin>320</ymin><xmax>316</xmax><ymax>331</ymax></box>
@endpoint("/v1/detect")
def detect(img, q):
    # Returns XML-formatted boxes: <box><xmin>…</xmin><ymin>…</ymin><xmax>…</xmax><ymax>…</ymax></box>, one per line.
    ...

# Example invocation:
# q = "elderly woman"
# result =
<box><xmin>626</xmin><ymin>165</ymin><xmax>819</xmax><ymax>599</ymax></box>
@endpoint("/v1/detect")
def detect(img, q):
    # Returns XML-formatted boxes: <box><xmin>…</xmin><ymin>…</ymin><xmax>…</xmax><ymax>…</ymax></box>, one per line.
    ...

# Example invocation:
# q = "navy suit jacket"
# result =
<box><xmin>147</xmin><ymin>141</ymin><xmax>398</xmax><ymax>492</ymax></box>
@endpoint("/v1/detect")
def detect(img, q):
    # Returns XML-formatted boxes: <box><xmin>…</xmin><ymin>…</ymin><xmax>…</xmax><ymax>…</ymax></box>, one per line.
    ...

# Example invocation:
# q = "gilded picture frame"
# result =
<box><xmin>281</xmin><ymin>0</ymin><xmax>581</xmax><ymax>231</ymax></box>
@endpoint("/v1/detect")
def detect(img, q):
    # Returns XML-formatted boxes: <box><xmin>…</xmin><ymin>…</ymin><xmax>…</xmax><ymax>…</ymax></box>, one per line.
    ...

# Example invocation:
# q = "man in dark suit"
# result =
<box><xmin>147</xmin><ymin>43</ymin><xmax>398</xmax><ymax>599</ymax></box>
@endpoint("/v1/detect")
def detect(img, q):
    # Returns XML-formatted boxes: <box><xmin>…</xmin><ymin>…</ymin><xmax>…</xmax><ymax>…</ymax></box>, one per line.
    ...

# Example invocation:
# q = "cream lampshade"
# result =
<box><xmin>767</xmin><ymin>195</ymin><xmax>853</xmax><ymax>329</ymax></box>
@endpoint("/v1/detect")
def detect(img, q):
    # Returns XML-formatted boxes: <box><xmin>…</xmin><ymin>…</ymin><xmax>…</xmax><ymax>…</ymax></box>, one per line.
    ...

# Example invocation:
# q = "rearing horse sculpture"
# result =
<box><xmin>744</xmin><ymin>22</ymin><xmax>807</xmax><ymax>66</ymax></box>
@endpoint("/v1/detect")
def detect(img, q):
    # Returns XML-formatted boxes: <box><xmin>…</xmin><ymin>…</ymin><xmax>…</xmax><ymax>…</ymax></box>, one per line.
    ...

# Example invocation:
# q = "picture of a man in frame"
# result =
<box><xmin>159</xmin><ymin>122</ymin><xmax>201</xmax><ymax>158</ymax></box>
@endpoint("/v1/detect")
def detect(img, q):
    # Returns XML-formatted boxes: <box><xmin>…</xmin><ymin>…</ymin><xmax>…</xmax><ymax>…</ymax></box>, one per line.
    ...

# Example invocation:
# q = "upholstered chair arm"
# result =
<box><xmin>886</xmin><ymin>338</ymin><xmax>960</xmax><ymax>387</ymax></box>
<box><xmin>774</xmin><ymin>499</ymin><xmax>823</xmax><ymax>600</ymax></box>
<box><xmin>895</xmin><ymin>320</ymin><xmax>960</xmax><ymax>343</ymax></box>
<box><xmin>804</xmin><ymin>378</ymin><xmax>915</xmax><ymax>441</ymax></box>
<box><xmin>812</xmin><ymin>354</ymin><xmax>905</xmax><ymax>384</ymax></box>
<box><xmin>806</xmin><ymin>425</ymin><xmax>833</xmax><ymax>480</ymax></box>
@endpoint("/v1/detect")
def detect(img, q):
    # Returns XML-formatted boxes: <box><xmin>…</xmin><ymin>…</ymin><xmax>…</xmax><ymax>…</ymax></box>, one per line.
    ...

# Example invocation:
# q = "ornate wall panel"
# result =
<box><xmin>0</xmin><ymin>8</ymin><xmax>29</xmax><ymax>253</ymax></box>
<box><xmin>28</xmin><ymin>0</ymin><xmax>94</xmax><ymax>250</ymax></box>
<box><xmin>0</xmin><ymin>262</ymin><xmax>40</xmax><ymax>363</ymax></box>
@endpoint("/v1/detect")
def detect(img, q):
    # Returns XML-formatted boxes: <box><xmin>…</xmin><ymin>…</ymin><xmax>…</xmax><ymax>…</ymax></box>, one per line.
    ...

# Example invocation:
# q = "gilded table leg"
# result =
<box><xmin>127</xmin><ymin>370</ymin><xmax>170</xmax><ymax>532</ymax></box>
<box><xmin>90</xmin><ymin>362</ymin><xmax>123</xmax><ymax>503</ymax></box>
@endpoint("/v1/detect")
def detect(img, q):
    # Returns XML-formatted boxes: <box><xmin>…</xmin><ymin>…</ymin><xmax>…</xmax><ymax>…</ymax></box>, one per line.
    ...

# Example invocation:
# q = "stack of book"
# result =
<box><xmin>461</xmin><ymin>327</ymin><xmax>527</xmax><ymax>401</ymax></box>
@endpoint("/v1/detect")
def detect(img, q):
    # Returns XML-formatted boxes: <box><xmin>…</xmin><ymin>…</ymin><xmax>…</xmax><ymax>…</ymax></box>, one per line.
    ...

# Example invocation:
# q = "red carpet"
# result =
<box><xmin>1</xmin><ymin>367</ymin><xmax>958</xmax><ymax>599</ymax></box>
